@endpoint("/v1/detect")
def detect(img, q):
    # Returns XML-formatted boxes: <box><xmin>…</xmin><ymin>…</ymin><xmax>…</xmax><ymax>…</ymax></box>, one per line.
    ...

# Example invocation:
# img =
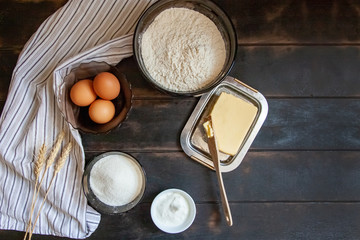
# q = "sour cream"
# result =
<box><xmin>151</xmin><ymin>189</ymin><xmax>196</xmax><ymax>233</ymax></box>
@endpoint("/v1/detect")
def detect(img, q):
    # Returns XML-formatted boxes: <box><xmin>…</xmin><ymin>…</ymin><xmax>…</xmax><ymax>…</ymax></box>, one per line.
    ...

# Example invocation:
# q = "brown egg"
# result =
<box><xmin>70</xmin><ymin>79</ymin><xmax>97</xmax><ymax>106</ymax></box>
<box><xmin>93</xmin><ymin>72</ymin><xmax>121</xmax><ymax>100</ymax></box>
<box><xmin>89</xmin><ymin>99</ymin><xmax>115</xmax><ymax>124</ymax></box>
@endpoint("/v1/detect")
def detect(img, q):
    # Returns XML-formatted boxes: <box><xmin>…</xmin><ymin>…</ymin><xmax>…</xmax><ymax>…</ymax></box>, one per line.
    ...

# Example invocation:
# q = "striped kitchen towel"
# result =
<box><xmin>0</xmin><ymin>0</ymin><xmax>155</xmax><ymax>238</ymax></box>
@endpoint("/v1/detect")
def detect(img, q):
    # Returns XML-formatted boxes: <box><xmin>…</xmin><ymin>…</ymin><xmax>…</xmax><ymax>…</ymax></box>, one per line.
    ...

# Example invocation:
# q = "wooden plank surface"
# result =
<box><xmin>2</xmin><ymin>46</ymin><xmax>360</xmax><ymax>100</ymax></box>
<box><xmin>4</xmin><ymin>203</ymin><xmax>360</xmax><ymax>240</ymax></box>
<box><xmin>232</xmin><ymin>46</ymin><xmax>360</xmax><ymax>97</ymax></box>
<box><xmin>1</xmin><ymin>0</ymin><xmax>360</xmax><ymax>239</ymax></box>
<box><xmin>218</xmin><ymin>0</ymin><xmax>360</xmax><ymax>44</ymax></box>
<box><xmin>82</xmin><ymin>151</ymin><xmax>360</xmax><ymax>202</ymax></box>
<box><xmin>84</xmin><ymin>202</ymin><xmax>360</xmax><ymax>240</ymax></box>
<box><xmin>80</xmin><ymin>98</ymin><xmax>360</xmax><ymax>151</ymax></box>
<box><xmin>0</xmin><ymin>0</ymin><xmax>68</xmax><ymax>48</ymax></box>
<box><xmin>2</xmin><ymin>0</ymin><xmax>360</xmax><ymax>47</ymax></box>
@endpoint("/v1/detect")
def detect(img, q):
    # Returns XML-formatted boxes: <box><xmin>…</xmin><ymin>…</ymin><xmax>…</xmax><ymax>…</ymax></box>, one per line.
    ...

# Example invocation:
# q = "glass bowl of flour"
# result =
<box><xmin>133</xmin><ymin>0</ymin><xmax>237</xmax><ymax>96</ymax></box>
<box><xmin>82</xmin><ymin>152</ymin><xmax>146</xmax><ymax>214</ymax></box>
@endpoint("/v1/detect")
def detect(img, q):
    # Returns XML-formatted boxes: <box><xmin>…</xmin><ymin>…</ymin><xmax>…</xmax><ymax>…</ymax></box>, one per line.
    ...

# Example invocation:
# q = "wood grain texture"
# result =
<box><xmin>80</xmin><ymin>151</ymin><xmax>360</xmax><ymax>202</ymax></box>
<box><xmin>216</xmin><ymin>0</ymin><xmax>360</xmax><ymax>44</ymax></box>
<box><xmin>2</xmin><ymin>45</ymin><xmax>360</xmax><ymax>101</ymax></box>
<box><xmin>0</xmin><ymin>0</ymin><xmax>67</xmax><ymax>48</ymax></box>
<box><xmin>88</xmin><ymin>202</ymin><xmax>360</xmax><ymax>240</ymax></box>
<box><xmin>0</xmin><ymin>50</ymin><xmax>17</xmax><ymax>100</ymax></box>
<box><xmin>231</xmin><ymin>46</ymin><xmax>360</xmax><ymax>97</ymax></box>
<box><xmin>10</xmin><ymin>202</ymin><xmax>360</xmax><ymax>240</ymax></box>
<box><xmin>2</xmin><ymin>0</ymin><xmax>360</xmax><ymax>47</ymax></box>
<box><xmin>1</xmin><ymin>0</ymin><xmax>360</xmax><ymax>239</ymax></box>
<box><xmin>81</xmin><ymin>98</ymin><xmax>360</xmax><ymax>151</ymax></box>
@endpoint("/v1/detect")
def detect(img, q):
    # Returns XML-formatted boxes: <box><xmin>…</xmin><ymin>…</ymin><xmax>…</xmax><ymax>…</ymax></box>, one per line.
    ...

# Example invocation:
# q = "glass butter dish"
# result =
<box><xmin>180</xmin><ymin>76</ymin><xmax>268</xmax><ymax>172</ymax></box>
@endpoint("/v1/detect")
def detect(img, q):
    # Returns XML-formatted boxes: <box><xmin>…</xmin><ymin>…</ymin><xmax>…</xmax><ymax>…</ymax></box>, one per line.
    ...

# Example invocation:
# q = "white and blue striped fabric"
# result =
<box><xmin>0</xmin><ymin>0</ymin><xmax>155</xmax><ymax>238</ymax></box>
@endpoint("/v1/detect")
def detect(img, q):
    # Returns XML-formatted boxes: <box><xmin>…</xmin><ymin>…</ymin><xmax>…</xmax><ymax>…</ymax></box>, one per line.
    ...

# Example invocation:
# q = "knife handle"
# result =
<box><xmin>208</xmin><ymin>136</ymin><xmax>233</xmax><ymax>226</ymax></box>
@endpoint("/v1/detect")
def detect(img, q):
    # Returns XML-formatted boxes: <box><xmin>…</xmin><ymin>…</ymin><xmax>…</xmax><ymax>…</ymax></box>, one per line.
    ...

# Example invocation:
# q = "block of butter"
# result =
<box><xmin>210</xmin><ymin>92</ymin><xmax>258</xmax><ymax>156</ymax></box>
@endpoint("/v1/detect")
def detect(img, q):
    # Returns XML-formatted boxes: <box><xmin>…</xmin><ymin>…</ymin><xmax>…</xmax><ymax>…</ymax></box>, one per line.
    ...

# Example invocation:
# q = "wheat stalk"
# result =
<box><xmin>23</xmin><ymin>143</ymin><xmax>46</xmax><ymax>240</ymax></box>
<box><xmin>24</xmin><ymin>131</ymin><xmax>65</xmax><ymax>240</ymax></box>
<box><xmin>54</xmin><ymin>142</ymin><xmax>72</xmax><ymax>173</ymax></box>
<box><xmin>34</xmin><ymin>144</ymin><xmax>46</xmax><ymax>179</ymax></box>
<box><xmin>45</xmin><ymin>131</ymin><xmax>65</xmax><ymax>169</ymax></box>
<box><xmin>29</xmin><ymin>141</ymin><xmax>72</xmax><ymax>240</ymax></box>
<box><xmin>35</xmin><ymin>130</ymin><xmax>65</xmax><ymax>192</ymax></box>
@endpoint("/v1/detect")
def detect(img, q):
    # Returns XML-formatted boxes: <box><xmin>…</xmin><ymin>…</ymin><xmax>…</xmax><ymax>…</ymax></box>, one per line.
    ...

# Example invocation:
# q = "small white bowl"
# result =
<box><xmin>151</xmin><ymin>188</ymin><xmax>196</xmax><ymax>234</ymax></box>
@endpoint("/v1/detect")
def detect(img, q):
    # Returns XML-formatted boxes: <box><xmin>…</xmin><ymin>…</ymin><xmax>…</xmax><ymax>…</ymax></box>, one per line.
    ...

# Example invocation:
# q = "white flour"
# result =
<box><xmin>89</xmin><ymin>154</ymin><xmax>143</xmax><ymax>206</ymax></box>
<box><xmin>141</xmin><ymin>8</ymin><xmax>226</xmax><ymax>92</ymax></box>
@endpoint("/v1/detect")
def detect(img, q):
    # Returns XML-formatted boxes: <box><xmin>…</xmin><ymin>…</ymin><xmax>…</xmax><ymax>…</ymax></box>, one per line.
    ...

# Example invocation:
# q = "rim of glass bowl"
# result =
<box><xmin>82</xmin><ymin>151</ymin><xmax>146</xmax><ymax>215</ymax></box>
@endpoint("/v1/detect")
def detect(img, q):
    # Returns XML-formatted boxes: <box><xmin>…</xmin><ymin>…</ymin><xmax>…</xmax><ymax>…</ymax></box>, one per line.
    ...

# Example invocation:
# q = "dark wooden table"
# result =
<box><xmin>1</xmin><ymin>0</ymin><xmax>360</xmax><ymax>239</ymax></box>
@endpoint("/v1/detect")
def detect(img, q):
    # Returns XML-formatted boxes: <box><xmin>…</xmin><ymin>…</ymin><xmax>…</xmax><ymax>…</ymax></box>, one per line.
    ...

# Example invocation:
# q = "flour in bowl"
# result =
<box><xmin>141</xmin><ymin>7</ymin><xmax>226</xmax><ymax>92</ymax></box>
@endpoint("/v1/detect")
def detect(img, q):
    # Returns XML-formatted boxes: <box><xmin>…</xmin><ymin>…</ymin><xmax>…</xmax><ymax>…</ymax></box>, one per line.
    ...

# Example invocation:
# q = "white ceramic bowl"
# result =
<box><xmin>151</xmin><ymin>188</ymin><xmax>196</xmax><ymax>233</ymax></box>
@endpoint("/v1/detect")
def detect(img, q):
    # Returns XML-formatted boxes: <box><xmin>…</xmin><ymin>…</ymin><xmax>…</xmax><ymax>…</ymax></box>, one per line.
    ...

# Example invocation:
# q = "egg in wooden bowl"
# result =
<box><xmin>57</xmin><ymin>61</ymin><xmax>132</xmax><ymax>134</ymax></box>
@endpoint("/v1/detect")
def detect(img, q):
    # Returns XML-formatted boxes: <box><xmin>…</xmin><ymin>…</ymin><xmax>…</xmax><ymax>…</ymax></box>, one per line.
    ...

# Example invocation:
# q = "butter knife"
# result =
<box><xmin>203</xmin><ymin>118</ymin><xmax>233</xmax><ymax>226</ymax></box>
